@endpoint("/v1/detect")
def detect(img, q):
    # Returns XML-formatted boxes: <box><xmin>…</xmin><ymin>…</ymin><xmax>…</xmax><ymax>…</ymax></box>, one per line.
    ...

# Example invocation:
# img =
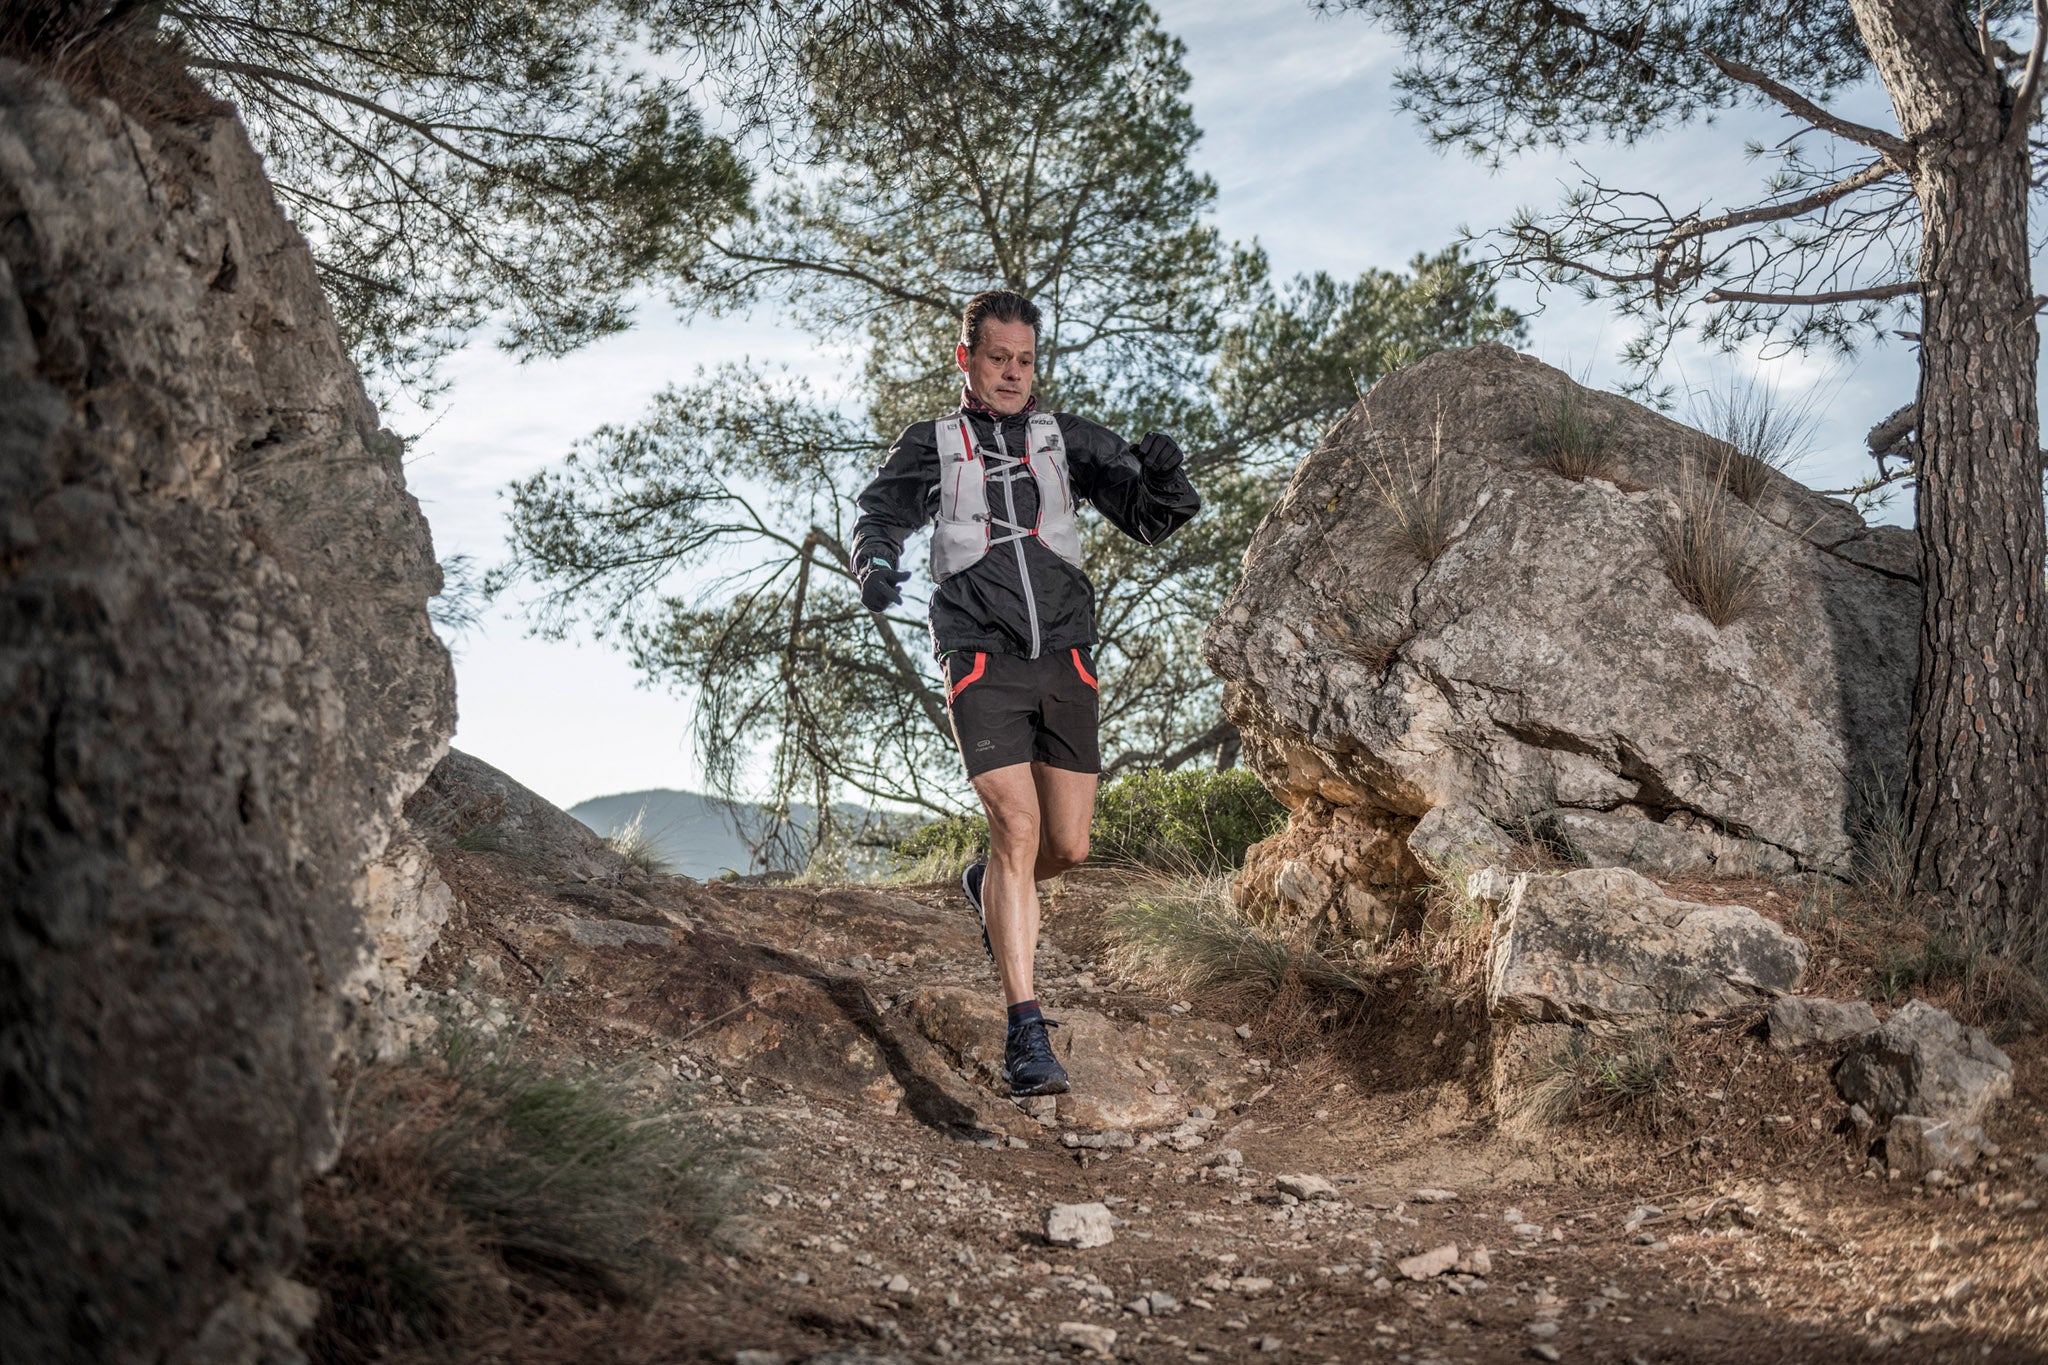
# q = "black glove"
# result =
<box><xmin>1135</xmin><ymin>431</ymin><xmax>1183</xmax><ymax>477</ymax></box>
<box><xmin>859</xmin><ymin>558</ymin><xmax>910</xmax><ymax>611</ymax></box>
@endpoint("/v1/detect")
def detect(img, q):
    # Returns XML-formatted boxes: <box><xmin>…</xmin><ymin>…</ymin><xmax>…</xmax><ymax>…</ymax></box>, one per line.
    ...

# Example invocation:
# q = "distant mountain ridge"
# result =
<box><xmin>566</xmin><ymin>787</ymin><xmax>862</xmax><ymax>880</ymax></box>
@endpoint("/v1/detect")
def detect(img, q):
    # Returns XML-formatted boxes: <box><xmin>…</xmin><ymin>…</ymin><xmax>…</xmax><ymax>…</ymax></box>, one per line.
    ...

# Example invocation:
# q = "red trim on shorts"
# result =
<box><xmin>1071</xmin><ymin>648</ymin><xmax>1097</xmax><ymax>689</ymax></box>
<box><xmin>949</xmin><ymin>651</ymin><xmax>987</xmax><ymax>702</ymax></box>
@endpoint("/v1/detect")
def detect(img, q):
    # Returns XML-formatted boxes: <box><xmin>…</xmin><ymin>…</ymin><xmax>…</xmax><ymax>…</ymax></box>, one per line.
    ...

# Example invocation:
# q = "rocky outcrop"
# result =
<box><xmin>1208</xmin><ymin>343</ymin><xmax>1917</xmax><ymax>907</ymax></box>
<box><xmin>0</xmin><ymin>61</ymin><xmax>454</xmax><ymax>1364</ymax></box>
<box><xmin>408</xmin><ymin>747</ymin><xmax>633</xmax><ymax>881</ymax></box>
<box><xmin>1835</xmin><ymin>1000</ymin><xmax>2014</xmax><ymax>1181</ymax></box>
<box><xmin>1477</xmin><ymin>867</ymin><xmax>1808</xmax><ymax>1024</ymax></box>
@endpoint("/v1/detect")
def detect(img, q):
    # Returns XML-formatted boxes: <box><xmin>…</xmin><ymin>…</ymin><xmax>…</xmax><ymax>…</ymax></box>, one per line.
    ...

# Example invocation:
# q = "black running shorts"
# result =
<box><xmin>943</xmin><ymin>647</ymin><xmax>1102</xmax><ymax>778</ymax></box>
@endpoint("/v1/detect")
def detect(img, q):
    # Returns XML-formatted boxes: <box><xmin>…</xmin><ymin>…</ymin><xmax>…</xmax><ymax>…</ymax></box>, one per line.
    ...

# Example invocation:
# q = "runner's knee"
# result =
<box><xmin>985</xmin><ymin>806</ymin><xmax>1041</xmax><ymax>858</ymax></box>
<box><xmin>1040</xmin><ymin>829</ymin><xmax>1088</xmax><ymax>873</ymax></box>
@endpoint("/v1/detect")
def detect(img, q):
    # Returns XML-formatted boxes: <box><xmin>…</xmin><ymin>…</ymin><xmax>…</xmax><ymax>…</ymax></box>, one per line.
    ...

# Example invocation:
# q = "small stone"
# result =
<box><xmin>1075</xmin><ymin>973</ymin><xmax>1096</xmax><ymax>988</ymax></box>
<box><xmin>1061</xmin><ymin>1129</ymin><xmax>1135</xmax><ymax>1150</ymax></box>
<box><xmin>1622</xmin><ymin>1204</ymin><xmax>1664</xmax><ymax>1233</ymax></box>
<box><xmin>1206</xmin><ymin>1148</ymin><xmax>1245</xmax><ymax>1169</ymax></box>
<box><xmin>1151</xmin><ymin>1079</ymin><xmax>1174</xmax><ymax>1094</ymax></box>
<box><xmin>1456</xmin><ymin>1247</ymin><xmax>1492</xmax><ymax>1276</ymax></box>
<box><xmin>1513</xmin><ymin>1223</ymin><xmax>1543</xmax><ymax>1238</ymax></box>
<box><xmin>1236</xmin><ymin>1024</ymin><xmax>1254</xmax><ymax>1039</ymax></box>
<box><xmin>1148</xmin><ymin>1290</ymin><xmax>1180</xmax><ymax>1314</ymax></box>
<box><xmin>1046</xmin><ymin>1202</ymin><xmax>1116</xmax><ymax>1249</ymax></box>
<box><xmin>1124</xmin><ymin>1297</ymin><xmax>1151</xmax><ymax>1315</ymax></box>
<box><xmin>1530</xmin><ymin>1346</ymin><xmax>1562</xmax><ymax>1363</ymax></box>
<box><xmin>1007</xmin><ymin>1136</ymin><xmax>1029</xmax><ymax>1149</ymax></box>
<box><xmin>2032</xmin><ymin>1152</ymin><xmax>2048</xmax><ymax>1178</ymax></box>
<box><xmin>1412</xmin><ymin>1188</ymin><xmax>1458</xmax><ymax>1203</ymax></box>
<box><xmin>1501</xmin><ymin>1207</ymin><xmax>1525</xmax><ymax>1223</ymax></box>
<box><xmin>1056</xmin><ymin>1321</ymin><xmax>1118</xmax><ymax>1354</ymax></box>
<box><xmin>1258</xmin><ymin>1336</ymin><xmax>1284</xmax><ymax>1352</ymax></box>
<box><xmin>1232</xmin><ymin>1276</ymin><xmax>1275</xmax><ymax>1295</ymax></box>
<box><xmin>884</xmin><ymin>1274</ymin><xmax>911</xmax><ymax>1293</ymax></box>
<box><xmin>1527</xmin><ymin>1320</ymin><xmax>1560</xmax><ymax>1338</ymax></box>
<box><xmin>1277</xmin><ymin>1173</ymin><xmax>1338</xmax><ymax>1200</ymax></box>
<box><xmin>1398</xmin><ymin>1244</ymin><xmax>1460</xmax><ymax>1280</ymax></box>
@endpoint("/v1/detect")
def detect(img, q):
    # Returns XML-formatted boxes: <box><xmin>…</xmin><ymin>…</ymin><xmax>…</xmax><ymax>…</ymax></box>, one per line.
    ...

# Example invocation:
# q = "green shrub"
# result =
<box><xmin>888</xmin><ymin>767</ymin><xmax>1284</xmax><ymax>879</ymax></box>
<box><xmin>1091</xmin><ymin>768</ymin><xmax>1284</xmax><ymax>873</ymax></box>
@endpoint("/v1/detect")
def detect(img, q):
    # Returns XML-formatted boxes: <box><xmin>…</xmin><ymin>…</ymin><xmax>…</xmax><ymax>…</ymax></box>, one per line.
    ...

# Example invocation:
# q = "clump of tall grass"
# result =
<box><xmin>1657</xmin><ymin>447</ymin><xmax>1771</xmax><ymax>627</ymax></box>
<box><xmin>603</xmin><ymin>806</ymin><xmax>674</xmax><ymax>876</ymax></box>
<box><xmin>1104</xmin><ymin>878</ymin><xmax>1378</xmax><ymax>1018</ymax></box>
<box><xmin>1508</xmin><ymin>1022</ymin><xmax>1675</xmax><ymax>1134</ymax></box>
<box><xmin>1364</xmin><ymin>408</ymin><xmax>1458</xmax><ymax>565</ymax></box>
<box><xmin>302</xmin><ymin>1031</ymin><xmax>728</xmax><ymax>1362</ymax></box>
<box><xmin>1850</xmin><ymin>771</ymin><xmax>1914</xmax><ymax>916</ymax></box>
<box><xmin>1533</xmin><ymin>382</ymin><xmax>1617</xmax><ymax>481</ymax></box>
<box><xmin>1691</xmin><ymin>375</ymin><xmax>1818</xmax><ymax>507</ymax></box>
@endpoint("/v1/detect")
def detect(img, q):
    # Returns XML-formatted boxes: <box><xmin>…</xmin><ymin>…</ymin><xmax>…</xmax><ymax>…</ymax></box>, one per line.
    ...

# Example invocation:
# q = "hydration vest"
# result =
<box><xmin>930</xmin><ymin>412</ymin><xmax>1083</xmax><ymax>583</ymax></box>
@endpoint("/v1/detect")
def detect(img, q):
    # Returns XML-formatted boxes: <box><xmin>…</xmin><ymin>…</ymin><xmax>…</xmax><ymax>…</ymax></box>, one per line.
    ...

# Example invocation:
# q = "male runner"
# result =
<box><xmin>849</xmin><ymin>290</ymin><xmax>1200</xmax><ymax>1097</ymax></box>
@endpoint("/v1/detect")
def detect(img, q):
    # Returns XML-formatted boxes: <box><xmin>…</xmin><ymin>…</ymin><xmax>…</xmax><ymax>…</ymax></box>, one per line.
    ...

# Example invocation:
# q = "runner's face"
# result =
<box><xmin>956</xmin><ymin>319</ymin><xmax>1036</xmax><ymax>414</ymax></box>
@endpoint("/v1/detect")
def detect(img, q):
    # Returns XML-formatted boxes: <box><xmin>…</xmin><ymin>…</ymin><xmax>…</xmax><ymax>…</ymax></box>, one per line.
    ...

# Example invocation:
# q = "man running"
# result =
<box><xmin>849</xmin><ymin>290</ymin><xmax>1200</xmax><ymax>1098</ymax></box>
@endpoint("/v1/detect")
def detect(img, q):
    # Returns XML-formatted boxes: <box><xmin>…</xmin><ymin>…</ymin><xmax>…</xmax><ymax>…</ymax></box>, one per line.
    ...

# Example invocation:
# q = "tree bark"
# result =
<box><xmin>1852</xmin><ymin>0</ymin><xmax>2048</xmax><ymax>958</ymax></box>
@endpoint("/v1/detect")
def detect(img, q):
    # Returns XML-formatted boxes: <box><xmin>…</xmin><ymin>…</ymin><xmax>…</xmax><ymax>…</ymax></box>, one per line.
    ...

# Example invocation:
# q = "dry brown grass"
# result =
<box><xmin>1692</xmin><ymin>376</ymin><xmax>1818</xmax><ymax>507</ymax></box>
<box><xmin>301</xmin><ymin>1033</ymin><xmax>729</xmax><ymax>1364</ymax></box>
<box><xmin>1532</xmin><ymin>382</ymin><xmax>1618</xmax><ymax>481</ymax></box>
<box><xmin>0</xmin><ymin>15</ymin><xmax>224</xmax><ymax>125</ymax></box>
<box><xmin>1657</xmin><ymin>447</ymin><xmax>1771</xmax><ymax>627</ymax></box>
<box><xmin>1364</xmin><ymin>408</ymin><xmax>1457</xmax><ymax>565</ymax></box>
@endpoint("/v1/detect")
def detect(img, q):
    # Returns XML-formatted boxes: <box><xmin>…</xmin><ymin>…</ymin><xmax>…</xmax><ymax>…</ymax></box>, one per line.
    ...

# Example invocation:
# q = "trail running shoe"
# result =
<box><xmin>961</xmin><ymin>860</ymin><xmax>993</xmax><ymax>961</ymax></box>
<box><xmin>1004</xmin><ymin>1017</ymin><xmax>1069</xmax><ymax>1097</ymax></box>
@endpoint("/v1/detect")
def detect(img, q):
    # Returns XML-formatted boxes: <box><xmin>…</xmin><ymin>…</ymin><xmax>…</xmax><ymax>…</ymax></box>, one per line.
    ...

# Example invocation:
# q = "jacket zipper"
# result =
<box><xmin>992</xmin><ymin>419</ymin><xmax>1042</xmax><ymax>659</ymax></box>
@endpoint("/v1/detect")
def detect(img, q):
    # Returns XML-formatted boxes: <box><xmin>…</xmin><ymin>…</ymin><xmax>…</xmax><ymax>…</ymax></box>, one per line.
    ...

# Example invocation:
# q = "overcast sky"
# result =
<box><xmin>391</xmin><ymin>0</ymin><xmax>1932</xmax><ymax>812</ymax></box>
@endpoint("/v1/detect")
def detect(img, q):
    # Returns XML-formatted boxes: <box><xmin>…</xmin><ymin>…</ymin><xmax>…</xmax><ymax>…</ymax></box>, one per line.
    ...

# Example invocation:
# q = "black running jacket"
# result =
<box><xmin>849</xmin><ymin>404</ymin><xmax>1201</xmax><ymax>658</ymax></box>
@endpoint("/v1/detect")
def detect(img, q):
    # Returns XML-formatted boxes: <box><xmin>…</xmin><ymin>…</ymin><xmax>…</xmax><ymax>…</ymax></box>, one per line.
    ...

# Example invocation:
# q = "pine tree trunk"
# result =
<box><xmin>1852</xmin><ymin>0</ymin><xmax>2048</xmax><ymax>957</ymax></box>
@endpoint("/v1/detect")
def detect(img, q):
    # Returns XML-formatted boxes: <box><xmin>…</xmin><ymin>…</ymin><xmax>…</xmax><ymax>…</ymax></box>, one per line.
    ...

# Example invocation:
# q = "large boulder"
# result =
<box><xmin>1478</xmin><ymin>867</ymin><xmax>1808</xmax><ymax>1024</ymax></box>
<box><xmin>0</xmin><ymin>60</ymin><xmax>454</xmax><ymax>1363</ymax></box>
<box><xmin>1207</xmin><ymin>343</ymin><xmax>1917</xmax><ymax>905</ymax></box>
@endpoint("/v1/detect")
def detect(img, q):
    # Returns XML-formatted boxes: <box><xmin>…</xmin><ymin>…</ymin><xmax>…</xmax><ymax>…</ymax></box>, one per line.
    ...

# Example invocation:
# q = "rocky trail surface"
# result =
<box><xmin>410</xmin><ymin>826</ymin><xmax>2048</xmax><ymax>1365</ymax></box>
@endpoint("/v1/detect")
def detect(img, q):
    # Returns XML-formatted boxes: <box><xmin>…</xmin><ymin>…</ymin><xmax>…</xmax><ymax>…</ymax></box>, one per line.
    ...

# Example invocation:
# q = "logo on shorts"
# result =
<box><xmin>974</xmin><ymin>739</ymin><xmax>995</xmax><ymax>751</ymax></box>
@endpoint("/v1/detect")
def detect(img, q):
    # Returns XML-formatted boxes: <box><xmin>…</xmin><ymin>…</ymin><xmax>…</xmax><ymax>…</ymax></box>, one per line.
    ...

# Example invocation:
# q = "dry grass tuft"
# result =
<box><xmin>1103</xmin><ymin>877</ymin><xmax>1381</xmax><ymax>1027</ymax></box>
<box><xmin>1657</xmin><ymin>448</ymin><xmax>1771</xmax><ymax>627</ymax></box>
<box><xmin>604</xmin><ymin>807</ymin><xmax>675</xmax><ymax>876</ymax></box>
<box><xmin>1692</xmin><ymin>376</ymin><xmax>1818</xmax><ymax>506</ymax></box>
<box><xmin>1533</xmin><ymin>383</ymin><xmax>1617</xmax><ymax>481</ymax></box>
<box><xmin>1364</xmin><ymin>408</ymin><xmax>1457</xmax><ymax>565</ymax></box>
<box><xmin>302</xmin><ymin>1030</ymin><xmax>728</xmax><ymax>1363</ymax></box>
<box><xmin>1507</xmin><ymin>1022</ymin><xmax>1676</xmax><ymax>1135</ymax></box>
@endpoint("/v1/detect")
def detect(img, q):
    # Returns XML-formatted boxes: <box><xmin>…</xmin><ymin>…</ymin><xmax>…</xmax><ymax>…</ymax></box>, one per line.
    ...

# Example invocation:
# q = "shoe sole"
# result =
<box><xmin>1007</xmin><ymin>1075</ymin><xmax>1071</xmax><ymax>1098</ymax></box>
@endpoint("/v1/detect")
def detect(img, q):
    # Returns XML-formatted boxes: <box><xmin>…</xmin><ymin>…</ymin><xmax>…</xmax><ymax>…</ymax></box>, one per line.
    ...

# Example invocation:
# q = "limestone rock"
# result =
<box><xmin>1056</xmin><ymin>1322</ymin><xmax>1118</xmax><ymax>1354</ymax></box>
<box><xmin>0</xmin><ymin>62</ymin><xmax>454</xmax><ymax>1363</ymax></box>
<box><xmin>1545</xmin><ymin>808</ymin><xmax>1796</xmax><ymax>877</ymax></box>
<box><xmin>1835</xmin><ymin>999</ymin><xmax>2013</xmax><ymax>1128</ymax></box>
<box><xmin>1045</xmin><ymin>1202</ymin><xmax>1116</xmax><ymax>1249</ymax></box>
<box><xmin>1398</xmin><ymin>1244</ymin><xmax>1460</xmax><ymax>1280</ymax></box>
<box><xmin>1479</xmin><ymin>867</ymin><xmax>1807</xmax><ymax>1023</ymax></box>
<box><xmin>1208</xmin><ymin>343</ymin><xmax>1918</xmax><ymax>912</ymax></box>
<box><xmin>555</xmin><ymin>916</ymin><xmax>676</xmax><ymax>949</ymax></box>
<box><xmin>1277</xmin><ymin>1173</ymin><xmax>1338</xmax><ymax>1200</ymax></box>
<box><xmin>1408</xmin><ymin>803</ymin><xmax>1515</xmax><ymax>878</ymax></box>
<box><xmin>1232</xmin><ymin>798</ymin><xmax>1421</xmax><ymax>939</ymax></box>
<box><xmin>1885</xmin><ymin>1115</ymin><xmax>1986</xmax><ymax>1181</ymax></box>
<box><xmin>1768</xmin><ymin>996</ymin><xmax>1880</xmax><ymax>1051</ymax></box>
<box><xmin>408</xmin><ymin>747</ymin><xmax>631</xmax><ymax>880</ymax></box>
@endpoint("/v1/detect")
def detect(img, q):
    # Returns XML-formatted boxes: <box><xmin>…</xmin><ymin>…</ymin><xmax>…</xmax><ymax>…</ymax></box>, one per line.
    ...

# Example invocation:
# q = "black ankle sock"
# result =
<box><xmin>1007</xmin><ymin>999</ymin><xmax>1042</xmax><ymax>1034</ymax></box>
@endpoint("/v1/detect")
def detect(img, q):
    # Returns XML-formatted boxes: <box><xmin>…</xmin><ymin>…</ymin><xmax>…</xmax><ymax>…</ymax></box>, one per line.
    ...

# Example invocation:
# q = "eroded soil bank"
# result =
<box><xmin>393</xmin><ymin>850</ymin><xmax>2048</xmax><ymax>1364</ymax></box>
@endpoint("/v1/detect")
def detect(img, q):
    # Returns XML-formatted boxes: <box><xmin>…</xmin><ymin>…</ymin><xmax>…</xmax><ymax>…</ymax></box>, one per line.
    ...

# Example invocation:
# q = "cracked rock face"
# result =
<box><xmin>1477</xmin><ymin>867</ymin><xmax>1808</xmax><ymax>1023</ymax></box>
<box><xmin>0</xmin><ymin>64</ymin><xmax>454</xmax><ymax>1363</ymax></box>
<box><xmin>1207</xmin><ymin>343</ymin><xmax>1918</xmax><ymax>899</ymax></box>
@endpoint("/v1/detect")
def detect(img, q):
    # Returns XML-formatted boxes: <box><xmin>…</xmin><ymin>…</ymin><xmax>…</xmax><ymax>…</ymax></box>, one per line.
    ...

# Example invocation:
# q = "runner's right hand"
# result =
<box><xmin>860</xmin><ymin>561</ymin><xmax>910</xmax><ymax>611</ymax></box>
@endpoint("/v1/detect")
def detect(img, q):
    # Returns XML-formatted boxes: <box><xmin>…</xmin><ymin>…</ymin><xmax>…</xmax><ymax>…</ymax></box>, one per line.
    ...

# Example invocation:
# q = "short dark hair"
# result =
<box><xmin>960</xmin><ymin>290</ymin><xmax>1042</xmax><ymax>352</ymax></box>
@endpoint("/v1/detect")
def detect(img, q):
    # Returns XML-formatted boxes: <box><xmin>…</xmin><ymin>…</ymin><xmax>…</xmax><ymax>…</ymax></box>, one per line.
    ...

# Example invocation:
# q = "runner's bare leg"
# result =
<box><xmin>972</xmin><ymin>762</ymin><xmax>1100</xmax><ymax>1005</ymax></box>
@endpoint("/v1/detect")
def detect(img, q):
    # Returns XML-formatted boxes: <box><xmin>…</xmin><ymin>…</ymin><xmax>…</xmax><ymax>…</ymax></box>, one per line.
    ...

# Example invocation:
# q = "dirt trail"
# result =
<box><xmin>417</xmin><ymin>854</ymin><xmax>2048</xmax><ymax>1365</ymax></box>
